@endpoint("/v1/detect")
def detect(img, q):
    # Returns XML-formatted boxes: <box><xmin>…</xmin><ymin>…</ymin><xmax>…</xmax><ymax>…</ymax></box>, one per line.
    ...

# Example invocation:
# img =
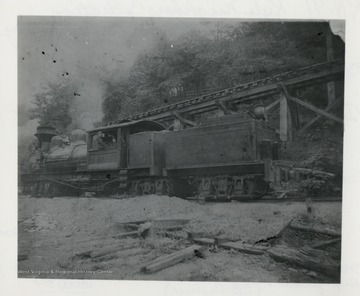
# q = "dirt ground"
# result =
<box><xmin>18</xmin><ymin>195</ymin><xmax>342</xmax><ymax>282</ymax></box>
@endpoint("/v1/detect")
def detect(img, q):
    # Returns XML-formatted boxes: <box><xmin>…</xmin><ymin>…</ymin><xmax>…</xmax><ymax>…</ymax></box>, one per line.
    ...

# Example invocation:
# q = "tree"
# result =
<box><xmin>30</xmin><ymin>82</ymin><xmax>79</xmax><ymax>134</ymax></box>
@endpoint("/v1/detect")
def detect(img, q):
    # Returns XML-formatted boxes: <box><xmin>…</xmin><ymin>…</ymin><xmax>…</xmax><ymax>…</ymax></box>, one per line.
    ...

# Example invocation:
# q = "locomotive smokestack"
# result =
<box><xmin>35</xmin><ymin>126</ymin><xmax>57</xmax><ymax>152</ymax></box>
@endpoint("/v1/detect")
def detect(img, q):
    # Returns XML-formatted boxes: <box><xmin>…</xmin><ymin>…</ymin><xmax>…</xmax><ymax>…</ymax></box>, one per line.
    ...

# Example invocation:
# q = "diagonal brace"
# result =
<box><xmin>171</xmin><ymin>111</ymin><xmax>197</xmax><ymax>127</ymax></box>
<box><xmin>288</xmin><ymin>96</ymin><xmax>343</xmax><ymax>125</ymax></box>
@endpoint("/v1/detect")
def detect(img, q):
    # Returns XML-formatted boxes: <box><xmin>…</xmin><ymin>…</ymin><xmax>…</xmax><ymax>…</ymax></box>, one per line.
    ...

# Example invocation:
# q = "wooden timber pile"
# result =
<box><xmin>57</xmin><ymin>215</ymin><xmax>341</xmax><ymax>281</ymax></box>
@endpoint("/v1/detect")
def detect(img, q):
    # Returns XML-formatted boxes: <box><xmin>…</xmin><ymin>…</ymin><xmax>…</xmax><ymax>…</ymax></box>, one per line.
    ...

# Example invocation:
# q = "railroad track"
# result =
<box><xmin>104</xmin><ymin>59</ymin><xmax>344</xmax><ymax>125</ymax></box>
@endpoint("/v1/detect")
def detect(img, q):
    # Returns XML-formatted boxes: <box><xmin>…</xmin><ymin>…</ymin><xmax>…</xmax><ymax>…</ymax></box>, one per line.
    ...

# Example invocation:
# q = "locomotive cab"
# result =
<box><xmin>87</xmin><ymin>120</ymin><xmax>166</xmax><ymax>173</ymax></box>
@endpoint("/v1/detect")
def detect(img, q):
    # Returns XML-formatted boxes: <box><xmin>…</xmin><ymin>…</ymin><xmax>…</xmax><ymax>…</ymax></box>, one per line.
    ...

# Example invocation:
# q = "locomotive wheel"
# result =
<box><xmin>44</xmin><ymin>183</ymin><xmax>56</xmax><ymax>198</ymax></box>
<box><xmin>244</xmin><ymin>179</ymin><xmax>255</xmax><ymax>196</ymax></box>
<box><xmin>31</xmin><ymin>182</ymin><xmax>40</xmax><ymax>197</ymax></box>
<box><xmin>163</xmin><ymin>180</ymin><xmax>174</xmax><ymax>196</ymax></box>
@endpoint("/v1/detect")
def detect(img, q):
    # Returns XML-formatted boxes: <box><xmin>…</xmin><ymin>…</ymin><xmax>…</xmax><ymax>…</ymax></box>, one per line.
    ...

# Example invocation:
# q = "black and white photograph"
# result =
<box><xmin>17</xmin><ymin>15</ymin><xmax>346</xmax><ymax>283</ymax></box>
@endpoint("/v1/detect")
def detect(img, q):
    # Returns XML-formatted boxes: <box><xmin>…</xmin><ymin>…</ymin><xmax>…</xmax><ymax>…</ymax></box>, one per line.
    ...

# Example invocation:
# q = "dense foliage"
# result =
<box><xmin>102</xmin><ymin>21</ymin><xmax>344</xmax><ymax>121</ymax></box>
<box><xmin>29</xmin><ymin>82</ymin><xmax>79</xmax><ymax>134</ymax></box>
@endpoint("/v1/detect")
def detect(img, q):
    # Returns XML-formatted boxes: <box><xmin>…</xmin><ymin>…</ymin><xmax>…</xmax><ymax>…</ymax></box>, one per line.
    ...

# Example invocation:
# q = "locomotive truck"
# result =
<box><xmin>20</xmin><ymin>111</ymin><xmax>290</xmax><ymax>201</ymax></box>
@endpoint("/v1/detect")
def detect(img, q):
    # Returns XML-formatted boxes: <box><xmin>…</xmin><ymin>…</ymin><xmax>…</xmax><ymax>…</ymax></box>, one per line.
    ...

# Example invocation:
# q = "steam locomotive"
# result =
<box><xmin>20</xmin><ymin>111</ymin><xmax>285</xmax><ymax>200</ymax></box>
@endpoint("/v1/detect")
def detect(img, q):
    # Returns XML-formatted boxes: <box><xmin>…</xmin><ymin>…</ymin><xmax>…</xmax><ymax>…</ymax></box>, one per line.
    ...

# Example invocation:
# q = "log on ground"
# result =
<box><xmin>192</xmin><ymin>238</ymin><xmax>215</xmax><ymax>245</ymax></box>
<box><xmin>220</xmin><ymin>241</ymin><xmax>269</xmax><ymax>255</ymax></box>
<box><xmin>141</xmin><ymin>245</ymin><xmax>204</xmax><ymax>274</ymax></box>
<box><xmin>112</xmin><ymin>231</ymin><xmax>139</xmax><ymax>239</ymax></box>
<box><xmin>267</xmin><ymin>245</ymin><xmax>340</xmax><ymax>279</ymax></box>
<box><xmin>290</xmin><ymin>222</ymin><xmax>341</xmax><ymax>237</ymax></box>
<box><xmin>310</xmin><ymin>238</ymin><xmax>341</xmax><ymax>249</ymax></box>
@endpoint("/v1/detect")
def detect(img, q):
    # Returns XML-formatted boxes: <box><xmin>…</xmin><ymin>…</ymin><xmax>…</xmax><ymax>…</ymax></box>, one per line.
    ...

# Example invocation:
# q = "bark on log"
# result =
<box><xmin>220</xmin><ymin>241</ymin><xmax>269</xmax><ymax>255</ymax></box>
<box><xmin>112</xmin><ymin>231</ymin><xmax>139</xmax><ymax>239</ymax></box>
<box><xmin>141</xmin><ymin>245</ymin><xmax>204</xmax><ymax>274</ymax></box>
<box><xmin>192</xmin><ymin>238</ymin><xmax>215</xmax><ymax>245</ymax></box>
<box><xmin>75</xmin><ymin>241</ymin><xmax>137</xmax><ymax>258</ymax></box>
<box><xmin>290</xmin><ymin>222</ymin><xmax>341</xmax><ymax>237</ymax></box>
<box><xmin>291</xmin><ymin>168</ymin><xmax>335</xmax><ymax>178</ymax></box>
<box><xmin>267</xmin><ymin>245</ymin><xmax>340</xmax><ymax>279</ymax></box>
<box><xmin>310</xmin><ymin>238</ymin><xmax>341</xmax><ymax>249</ymax></box>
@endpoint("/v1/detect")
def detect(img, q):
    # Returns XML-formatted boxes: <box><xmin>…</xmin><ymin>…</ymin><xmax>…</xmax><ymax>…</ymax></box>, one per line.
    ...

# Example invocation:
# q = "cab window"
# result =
<box><xmin>90</xmin><ymin>129</ymin><xmax>118</xmax><ymax>150</ymax></box>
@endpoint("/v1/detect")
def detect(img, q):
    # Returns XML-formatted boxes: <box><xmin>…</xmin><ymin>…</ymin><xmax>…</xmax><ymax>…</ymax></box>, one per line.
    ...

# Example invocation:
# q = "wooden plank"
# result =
<box><xmin>288</xmin><ymin>96</ymin><xmax>343</xmax><ymax>124</ymax></box>
<box><xmin>172</xmin><ymin>111</ymin><xmax>196</xmax><ymax>127</ymax></box>
<box><xmin>220</xmin><ymin>241</ymin><xmax>269</xmax><ymax>255</ymax></box>
<box><xmin>161</xmin><ymin>225</ymin><xmax>184</xmax><ymax>231</ymax></box>
<box><xmin>268</xmin><ymin>245</ymin><xmax>340</xmax><ymax>279</ymax></box>
<box><xmin>112</xmin><ymin>231</ymin><xmax>139</xmax><ymax>239</ymax></box>
<box><xmin>290</xmin><ymin>222</ymin><xmax>341</xmax><ymax>237</ymax></box>
<box><xmin>310</xmin><ymin>238</ymin><xmax>341</xmax><ymax>249</ymax></box>
<box><xmin>325</xmin><ymin>25</ymin><xmax>336</xmax><ymax>106</ymax></box>
<box><xmin>215</xmin><ymin>99</ymin><xmax>234</xmax><ymax>115</ymax></box>
<box><xmin>291</xmin><ymin>167</ymin><xmax>335</xmax><ymax>178</ymax></box>
<box><xmin>279</xmin><ymin>83</ymin><xmax>300</xmax><ymax>133</ymax></box>
<box><xmin>192</xmin><ymin>238</ymin><xmax>216</xmax><ymax>245</ymax></box>
<box><xmin>298</xmin><ymin>98</ymin><xmax>342</xmax><ymax>133</ymax></box>
<box><xmin>173</xmin><ymin>118</ymin><xmax>183</xmax><ymax>131</ymax></box>
<box><xmin>265</xmin><ymin>98</ymin><xmax>280</xmax><ymax>111</ymax></box>
<box><xmin>279</xmin><ymin>92</ymin><xmax>289</xmax><ymax>141</ymax></box>
<box><xmin>141</xmin><ymin>245</ymin><xmax>204</xmax><ymax>273</ymax></box>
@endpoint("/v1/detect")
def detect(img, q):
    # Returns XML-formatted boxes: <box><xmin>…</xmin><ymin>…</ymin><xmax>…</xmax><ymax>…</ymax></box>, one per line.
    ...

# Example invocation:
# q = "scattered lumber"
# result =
<box><xmin>192</xmin><ymin>238</ymin><xmax>215</xmax><ymax>245</ymax></box>
<box><xmin>290</xmin><ymin>222</ymin><xmax>341</xmax><ymax>237</ymax></box>
<box><xmin>310</xmin><ymin>238</ymin><xmax>341</xmax><ymax>249</ymax></box>
<box><xmin>214</xmin><ymin>237</ymin><xmax>231</xmax><ymax>244</ymax></box>
<box><xmin>141</xmin><ymin>245</ymin><xmax>204</xmax><ymax>274</ymax></box>
<box><xmin>267</xmin><ymin>245</ymin><xmax>340</xmax><ymax>279</ymax></box>
<box><xmin>291</xmin><ymin>167</ymin><xmax>335</xmax><ymax>178</ymax></box>
<box><xmin>138</xmin><ymin>222</ymin><xmax>153</xmax><ymax>239</ymax></box>
<box><xmin>112</xmin><ymin>231</ymin><xmax>139</xmax><ymax>239</ymax></box>
<box><xmin>220</xmin><ymin>241</ymin><xmax>269</xmax><ymax>255</ymax></box>
<box><xmin>75</xmin><ymin>242</ymin><xmax>138</xmax><ymax>259</ymax></box>
<box><xmin>162</xmin><ymin>225</ymin><xmax>184</xmax><ymax>231</ymax></box>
